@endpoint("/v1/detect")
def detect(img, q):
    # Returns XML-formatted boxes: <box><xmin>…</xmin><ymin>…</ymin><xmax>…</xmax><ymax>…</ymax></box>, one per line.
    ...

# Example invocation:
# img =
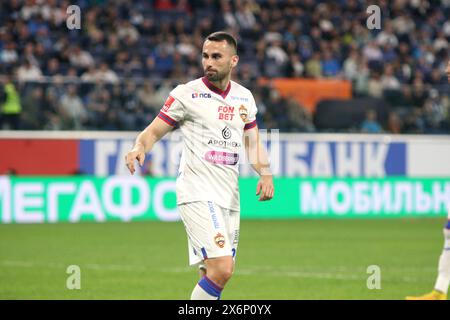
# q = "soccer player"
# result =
<box><xmin>125</xmin><ymin>31</ymin><xmax>274</xmax><ymax>300</ymax></box>
<box><xmin>405</xmin><ymin>61</ymin><xmax>450</xmax><ymax>300</ymax></box>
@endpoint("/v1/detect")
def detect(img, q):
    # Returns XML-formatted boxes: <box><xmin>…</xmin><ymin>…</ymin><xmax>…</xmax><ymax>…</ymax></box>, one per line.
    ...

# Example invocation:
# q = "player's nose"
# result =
<box><xmin>205</xmin><ymin>60</ymin><xmax>213</xmax><ymax>68</ymax></box>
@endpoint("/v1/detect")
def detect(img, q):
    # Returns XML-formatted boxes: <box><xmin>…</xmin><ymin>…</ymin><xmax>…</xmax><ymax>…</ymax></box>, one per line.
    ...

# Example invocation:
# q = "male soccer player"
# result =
<box><xmin>125</xmin><ymin>31</ymin><xmax>274</xmax><ymax>300</ymax></box>
<box><xmin>405</xmin><ymin>60</ymin><xmax>450</xmax><ymax>300</ymax></box>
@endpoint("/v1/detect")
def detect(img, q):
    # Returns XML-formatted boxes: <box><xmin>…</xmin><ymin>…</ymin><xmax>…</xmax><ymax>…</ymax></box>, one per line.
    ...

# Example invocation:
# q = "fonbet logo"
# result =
<box><xmin>192</xmin><ymin>92</ymin><xmax>211</xmax><ymax>99</ymax></box>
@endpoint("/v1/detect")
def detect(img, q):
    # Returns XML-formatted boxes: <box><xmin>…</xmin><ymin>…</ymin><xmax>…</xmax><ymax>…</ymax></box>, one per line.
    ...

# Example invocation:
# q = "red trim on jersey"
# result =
<box><xmin>158</xmin><ymin>111</ymin><xmax>177</xmax><ymax>126</ymax></box>
<box><xmin>201</xmin><ymin>77</ymin><xmax>231</xmax><ymax>99</ymax></box>
<box><xmin>244</xmin><ymin>120</ymin><xmax>257</xmax><ymax>130</ymax></box>
<box><xmin>162</xmin><ymin>96</ymin><xmax>175</xmax><ymax>112</ymax></box>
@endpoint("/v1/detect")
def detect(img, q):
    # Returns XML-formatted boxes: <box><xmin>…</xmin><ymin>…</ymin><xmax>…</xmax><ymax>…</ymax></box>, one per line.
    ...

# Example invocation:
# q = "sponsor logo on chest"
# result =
<box><xmin>192</xmin><ymin>92</ymin><xmax>211</xmax><ymax>99</ymax></box>
<box><xmin>217</xmin><ymin>105</ymin><xmax>235</xmax><ymax>121</ymax></box>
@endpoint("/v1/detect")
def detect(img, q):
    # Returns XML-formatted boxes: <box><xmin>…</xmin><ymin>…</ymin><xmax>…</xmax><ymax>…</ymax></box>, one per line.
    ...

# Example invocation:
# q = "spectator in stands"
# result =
<box><xmin>59</xmin><ymin>84</ymin><xmax>87</xmax><ymax>130</ymax></box>
<box><xmin>44</xmin><ymin>58</ymin><xmax>62</xmax><ymax>77</ymax></box>
<box><xmin>176</xmin><ymin>34</ymin><xmax>197</xmax><ymax>57</ymax></box>
<box><xmin>321</xmin><ymin>51</ymin><xmax>341</xmax><ymax>78</ymax></box>
<box><xmin>381</xmin><ymin>64</ymin><xmax>401</xmax><ymax>91</ymax></box>
<box><xmin>68</xmin><ymin>45</ymin><xmax>94</xmax><ymax>69</ymax></box>
<box><xmin>286</xmin><ymin>97</ymin><xmax>315</xmax><ymax>133</ymax></box>
<box><xmin>286</xmin><ymin>54</ymin><xmax>304</xmax><ymax>78</ymax></box>
<box><xmin>117</xmin><ymin>20</ymin><xmax>140</xmax><ymax>45</ymax></box>
<box><xmin>137</xmin><ymin>80</ymin><xmax>162</xmax><ymax>118</ymax></box>
<box><xmin>265</xmin><ymin>38</ymin><xmax>289</xmax><ymax>77</ymax></box>
<box><xmin>16</xmin><ymin>59</ymin><xmax>42</xmax><ymax>82</ymax></box>
<box><xmin>353</xmin><ymin>57</ymin><xmax>370</xmax><ymax>97</ymax></box>
<box><xmin>376</xmin><ymin>21</ymin><xmax>398</xmax><ymax>47</ymax></box>
<box><xmin>235</xmin><ymin>1</ymin><xmax>257</xmax><ymax>30</ymax></box>
<box><xmin>343</xmin><ymin>49</ymin><xmax>359</xmax><ymax>82</ymax></box>
<box><xmin>81</xmin><ymin>66</ymin><xmax>97</xmax><ymax>83</ymax></box>
<box><xmin>222</xmin><ymin>0</ymin><xmax>238</xmax><ymax>29</ymax></box>
<box><xmin>0</xmin><ymin>76</ymin><xmax>22</xmax><ymax>130</ymax></box>
<box><xmin>367</xmin><ymin>72</ymin><xmax>383</xmax><ymax>98</ymax></box>
<box><xmin>94</xmin><ymin>63</ymin><xmax>119</xmax><ymax>84</ymax></box>
<box><xmin>155</xmin><ymin>80</ymin><xmax>174</xmax><ymax>107</ymax></box>
<box><xmin>361</xmin><ymin>109</ymin><xmax>383</xmax><ymax>133</ymax></box>
<box><xmin>387</xmin><ymin>111</ymin><xmax>402</xmax><ymax>134</ymax></box>
<box><xmin>0</xmin><ymin>42</ymin><xmax>19</xmax><ymax>64</ymax></box>
<box><xmin>403</xmin><ymin>108</ymin><xmax>425</xmax><ymax>134</ymax></box>
<box><xmin>363</xmin><ymin>40</ymin><xmax>383</xmax><ymax>63</ymax></box>
<box><xmin>422</xmin><ymin>90</ymin><xmax>446</xmax><ymax>134</ymax></box>
<box><xmin>21</xmin><ymin>86</ymin><xmax>45</xmax><ymax>130</ymax></box>
<box><xmin>305</xmin><ymin>52</ymin><xmax>322</xmax><ymax>78</ymax></box>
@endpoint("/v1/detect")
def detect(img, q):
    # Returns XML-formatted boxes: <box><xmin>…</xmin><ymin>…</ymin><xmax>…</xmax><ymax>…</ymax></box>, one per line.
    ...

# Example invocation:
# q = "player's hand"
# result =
<box><xmin>125</xmin><ymin>144</ymin><xmax>145</xmax><ymax>175</ymax></box>
<box><xmin>256</xmin><ymin>174</ymin><xmax>274</xmax><ymax>201</ymax></box>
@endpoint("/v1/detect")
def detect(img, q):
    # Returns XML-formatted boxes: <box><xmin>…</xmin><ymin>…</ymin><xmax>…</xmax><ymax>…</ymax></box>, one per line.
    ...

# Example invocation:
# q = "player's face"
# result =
<box><xmin>202</xmin><ymin>40</ymin><xmax>238</xmax><ymax>82</ymax></box>
<box><xmin>446</xmin><ymin>61</ymin><xmax>450</xmax><ymax>82</ymax></box>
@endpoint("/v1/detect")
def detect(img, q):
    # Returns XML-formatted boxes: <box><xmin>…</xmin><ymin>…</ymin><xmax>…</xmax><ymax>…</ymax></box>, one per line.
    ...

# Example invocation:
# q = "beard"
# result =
<box><xmin>204</xmin><ymin>68</ymin><xmax>227</xmax><ymax>82</ymax></box>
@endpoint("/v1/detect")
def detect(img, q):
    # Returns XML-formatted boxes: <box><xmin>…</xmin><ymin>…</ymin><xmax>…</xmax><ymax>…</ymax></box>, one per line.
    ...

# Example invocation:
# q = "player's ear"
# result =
<box><xmin>231</xmin><ymin>55</ymin><xmax>239</xmax><ymax>68</ymax></box>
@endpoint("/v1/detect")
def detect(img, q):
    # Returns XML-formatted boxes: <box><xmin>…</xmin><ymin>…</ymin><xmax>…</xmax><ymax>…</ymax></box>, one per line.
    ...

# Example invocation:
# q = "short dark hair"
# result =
<box><xmin>206</xmin><ymin>31</ymin><xmax>238</xmax><ymax>54</ymax></box>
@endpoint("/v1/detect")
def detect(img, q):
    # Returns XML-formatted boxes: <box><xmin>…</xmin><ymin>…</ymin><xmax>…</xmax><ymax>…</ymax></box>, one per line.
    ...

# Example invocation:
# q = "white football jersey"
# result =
<box><xmin>157</xmin><ymin>77</ymin><xmax>258</xmax><ymax>210</ymax></box>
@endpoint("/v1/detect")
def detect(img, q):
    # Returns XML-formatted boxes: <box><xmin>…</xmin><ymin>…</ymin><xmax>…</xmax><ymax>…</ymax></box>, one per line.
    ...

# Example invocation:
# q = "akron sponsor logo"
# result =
<box><xmin>207</xmin><ymin>139</ymin><xmax>241</xmax><ymax>148</ymax></box>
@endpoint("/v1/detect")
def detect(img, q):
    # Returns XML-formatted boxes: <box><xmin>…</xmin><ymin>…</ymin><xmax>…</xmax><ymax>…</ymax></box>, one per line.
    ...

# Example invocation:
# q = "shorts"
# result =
<box><xmin>178</xmin><ymin>201</ymin><xmax>240</xmax><ymax>266</ymax></box>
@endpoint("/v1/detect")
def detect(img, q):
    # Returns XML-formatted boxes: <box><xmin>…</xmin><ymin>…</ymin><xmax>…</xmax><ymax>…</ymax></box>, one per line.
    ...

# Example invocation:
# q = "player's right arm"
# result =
<box><xmin>125</xmin><ymin>117</ymin><xmax>174</xmax><ymax>175</ymax></box>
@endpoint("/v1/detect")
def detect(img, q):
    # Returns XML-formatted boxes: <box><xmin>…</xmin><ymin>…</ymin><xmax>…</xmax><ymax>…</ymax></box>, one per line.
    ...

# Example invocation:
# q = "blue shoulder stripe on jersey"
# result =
<box><xmin>158</xmin><ymin>111</ymin><xmax>177</xmax><ymax>126</ymax></box>
<box><xmin>445</xmin><ymin>220</ymin><xmax>450</xmax><ymax>229</ymax></box>
<box><xmin>244</xmin><ymin>120</ymin><xmax>257</xmax><ymax>130</ymax></box>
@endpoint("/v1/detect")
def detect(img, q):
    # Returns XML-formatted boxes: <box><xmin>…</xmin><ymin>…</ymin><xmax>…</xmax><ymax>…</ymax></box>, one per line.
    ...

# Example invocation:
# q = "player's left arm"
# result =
<box><xmin>244</xmin><ymin>125</ymin><xmax>274</xmax><ymax>201</ymax></box>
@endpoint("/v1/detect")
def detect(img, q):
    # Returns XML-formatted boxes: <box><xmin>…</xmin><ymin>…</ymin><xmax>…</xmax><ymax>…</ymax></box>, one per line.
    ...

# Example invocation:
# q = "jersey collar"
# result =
<box><xmin>201</xmin><ymin>76</ymin><xmax>231</xmax><ymax>99</ymax></box>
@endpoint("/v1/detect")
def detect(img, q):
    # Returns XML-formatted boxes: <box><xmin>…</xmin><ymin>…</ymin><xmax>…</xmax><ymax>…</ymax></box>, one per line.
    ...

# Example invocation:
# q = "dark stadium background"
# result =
<box><xmin>0</xmin><ymin>0</ymin><xmax>449</xmax><ymax>300</ymax></box>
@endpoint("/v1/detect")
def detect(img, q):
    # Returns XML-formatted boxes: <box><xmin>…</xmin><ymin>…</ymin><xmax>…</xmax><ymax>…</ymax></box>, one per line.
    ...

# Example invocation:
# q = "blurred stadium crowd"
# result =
<box><xmin>0</xmin><ymin>0</ymin><xmax>449</xmax><ymax>133</ymax></box>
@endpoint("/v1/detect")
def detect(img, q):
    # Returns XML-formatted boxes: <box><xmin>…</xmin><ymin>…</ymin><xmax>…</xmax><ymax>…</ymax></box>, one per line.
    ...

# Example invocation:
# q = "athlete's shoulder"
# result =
<box><xmin>230</xmin><ymin>80</ymin><xmax>256</xmax><ymax>106</ymax></box>
<box><xmin>230</xmin><ymin>80</ymin><xmax>253</xmax><ymax>97</ymax></box>
<box><xmin>170</xmin><ymin>83</ymin><xmax>186</xmax><ymax>97</ymax></box>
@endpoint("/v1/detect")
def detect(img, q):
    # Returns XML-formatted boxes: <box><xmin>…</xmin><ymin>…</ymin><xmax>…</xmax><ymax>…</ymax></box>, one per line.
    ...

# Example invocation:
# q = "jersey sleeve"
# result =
<box><xmin>157</xmin><ymin>86</ymin><xmax>185</xmax><ymax>126</ymax></box>
<box><xmin>244</xmin><ymin>94</ymin><xmax>258</xmax><ymax>130</ymax></box>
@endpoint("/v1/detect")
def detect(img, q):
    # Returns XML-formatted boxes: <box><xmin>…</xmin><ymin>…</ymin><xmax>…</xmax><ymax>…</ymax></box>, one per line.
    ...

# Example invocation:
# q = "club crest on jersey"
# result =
<box><xmin>239</xmin><ymin>105</ymin><xmax>248</xmax><ymax>122</ymax></box>
<box><xmin>214</xmin><ymin>233</ymin><xmax>225</xmax><ymax>248</ymax></box>
<box><xmin>162</xmin><ymin>96</ymin><xmax>175</xmax><ymax>112</ymax></box>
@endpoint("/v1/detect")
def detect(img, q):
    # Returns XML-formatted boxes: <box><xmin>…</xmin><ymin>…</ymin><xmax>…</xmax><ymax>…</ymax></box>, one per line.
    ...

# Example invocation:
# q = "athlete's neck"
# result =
<box><xmin>208</xmin><ymin>76</ymin><xmax>231</xmax><ymax>92</ymax></box>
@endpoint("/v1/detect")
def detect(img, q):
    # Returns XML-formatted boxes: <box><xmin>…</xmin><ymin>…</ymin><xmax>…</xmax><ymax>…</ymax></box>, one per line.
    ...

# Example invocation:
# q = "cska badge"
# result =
<box><xmin>214</xmin><ymin>233</ymin><xmax>225</xmax><ymax>248</ymax></box>
<box><xmin>239</xmin><ymin>105</ymin><xmax>248</xmax><ymax>122</ymax></box>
